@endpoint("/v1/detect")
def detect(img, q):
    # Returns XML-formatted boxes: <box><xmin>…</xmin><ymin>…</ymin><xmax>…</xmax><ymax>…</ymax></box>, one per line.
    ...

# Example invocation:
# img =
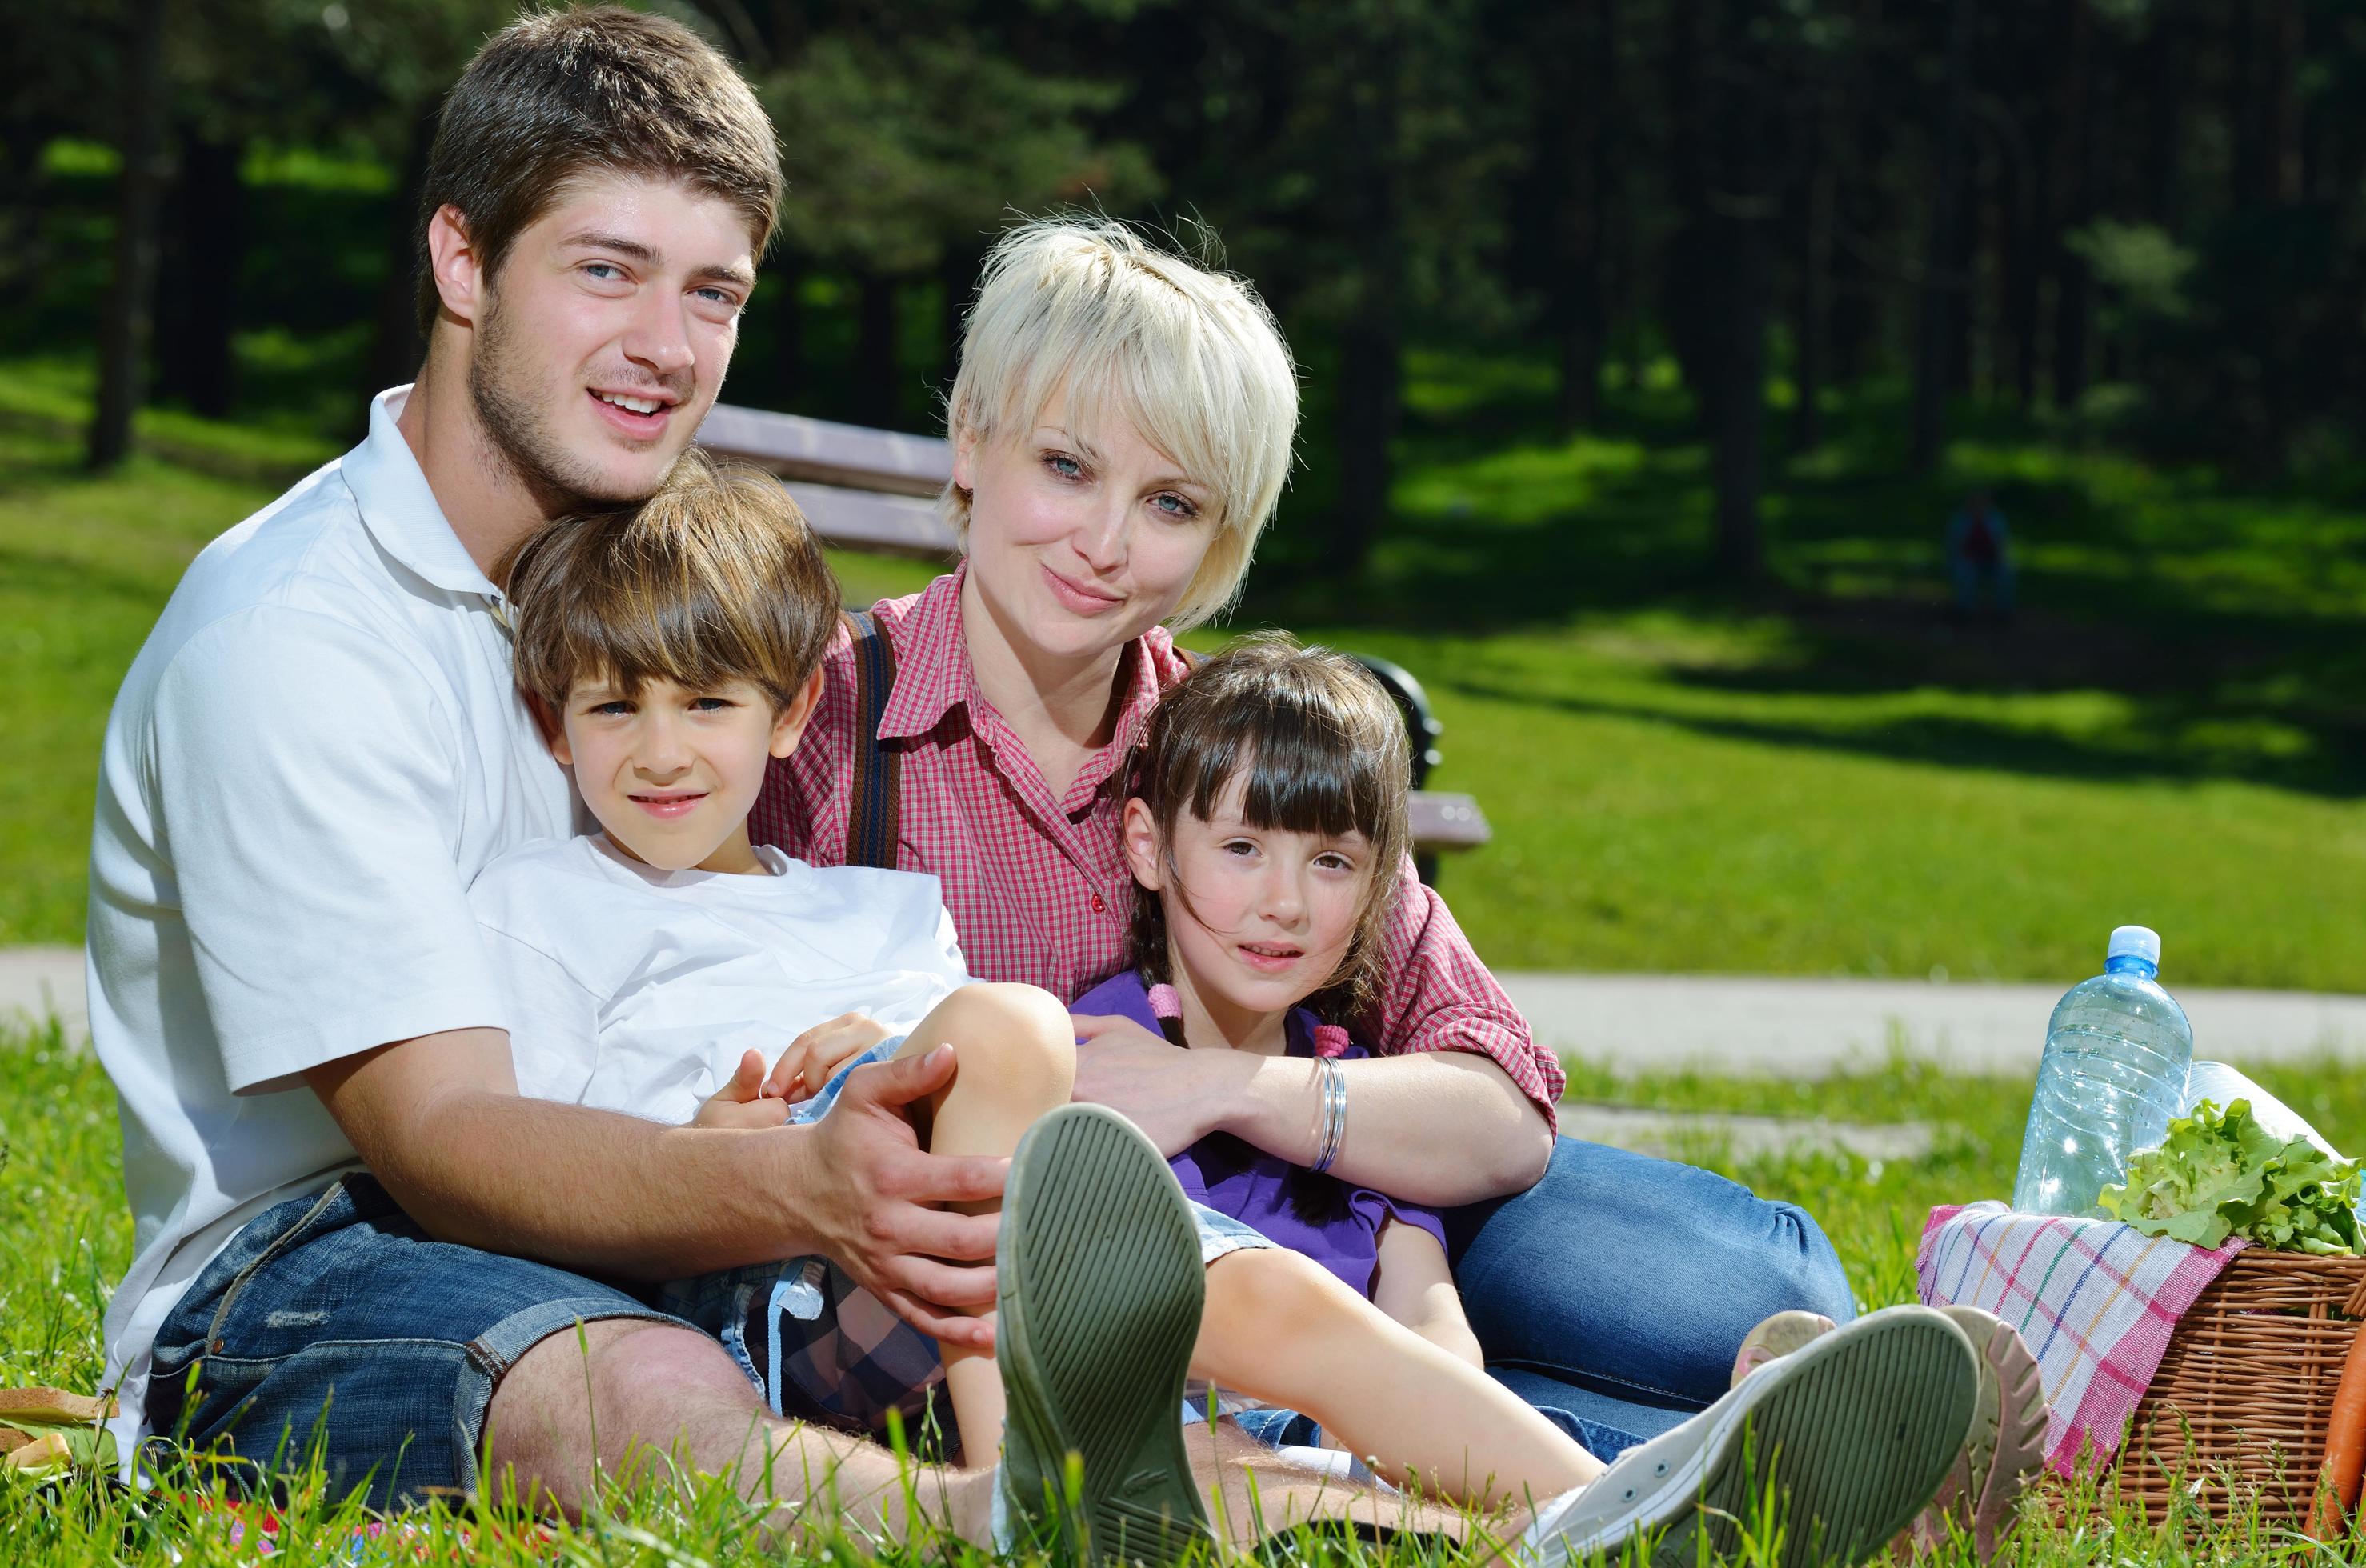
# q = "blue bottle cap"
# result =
<box><xmin>2108</xmin><ymin>925</ymin><xmax>2161</xmax><ymax>969</ymax></box>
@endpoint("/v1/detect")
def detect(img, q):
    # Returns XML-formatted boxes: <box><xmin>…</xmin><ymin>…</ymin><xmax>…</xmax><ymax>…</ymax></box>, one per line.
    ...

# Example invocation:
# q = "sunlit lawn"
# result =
<box><xmin>9</xmin><ymin>1020</ymin><xmax>2366</xmax><ymax>1563</ymax></box>
<box><xmin>9</xmin><ymin>351</ymin><xmax>2366</xmax><ymax>988</ymax></box>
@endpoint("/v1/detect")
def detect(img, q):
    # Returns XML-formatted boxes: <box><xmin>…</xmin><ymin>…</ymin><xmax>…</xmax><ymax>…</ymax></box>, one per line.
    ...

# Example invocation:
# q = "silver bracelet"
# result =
<box><xmin>1311</xmin><ymin>1057</ymin><xmax>1348</xmax><ymax>1174</ymax></box>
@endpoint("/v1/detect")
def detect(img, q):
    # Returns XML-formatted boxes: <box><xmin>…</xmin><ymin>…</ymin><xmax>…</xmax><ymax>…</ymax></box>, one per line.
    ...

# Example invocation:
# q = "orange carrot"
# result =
<box><xmin>2308</xmin><ymin>1321</ymin><xmax>2366</xmax><ymax>1539</ymax></box>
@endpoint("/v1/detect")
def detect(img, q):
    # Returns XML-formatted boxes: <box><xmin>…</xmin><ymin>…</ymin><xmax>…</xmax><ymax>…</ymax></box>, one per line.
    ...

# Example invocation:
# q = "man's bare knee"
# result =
<box><xmin>486</xmin><ymin>1318</ymin><xmax>761</xmax><ymax>1504</ymax></box>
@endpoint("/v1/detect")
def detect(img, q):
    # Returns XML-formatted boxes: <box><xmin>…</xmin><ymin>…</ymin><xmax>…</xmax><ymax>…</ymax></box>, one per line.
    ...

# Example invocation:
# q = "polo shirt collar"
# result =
<box><xmin>342</xmin><ymin>386</ymin><xmax>502</xmax><ymax>598</ymax></box>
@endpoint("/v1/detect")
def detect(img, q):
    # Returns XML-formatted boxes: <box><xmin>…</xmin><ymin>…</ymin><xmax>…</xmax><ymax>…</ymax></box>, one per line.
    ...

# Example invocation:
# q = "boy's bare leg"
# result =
<box><xmin>889</xmin><ymin>982</ymin><xmax>1078</xmax><ymax>1462</ymax></box>
<box><xmin>485</xmin><ymin>1318</ymin><xmax>997</xmax><ymax>1546</ymax></box>
<box><xmin>1193</xmin><ymin>1248</ymin><xmax>1603</xmax><ymax>1510</ymax></box>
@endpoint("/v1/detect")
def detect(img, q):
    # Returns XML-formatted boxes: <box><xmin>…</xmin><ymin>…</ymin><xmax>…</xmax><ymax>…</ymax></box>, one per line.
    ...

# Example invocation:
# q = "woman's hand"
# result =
<box><xmin>1067</xmin><ymin>1012</ymin><xmax>1252</xmax><ymax>1156</ymax></box>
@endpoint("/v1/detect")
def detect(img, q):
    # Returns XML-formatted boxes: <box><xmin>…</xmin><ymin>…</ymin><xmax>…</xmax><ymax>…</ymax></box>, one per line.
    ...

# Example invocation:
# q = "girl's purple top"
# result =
<box><xmin>1071</xmin><ymin>970</ymin><xmax>1449</xmax><ymax>1298</ymax></box>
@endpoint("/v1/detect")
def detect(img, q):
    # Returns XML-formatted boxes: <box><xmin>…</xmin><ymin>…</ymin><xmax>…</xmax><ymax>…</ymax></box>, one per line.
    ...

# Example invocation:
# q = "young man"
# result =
<box><xmin>87</xmin><ymin>10</ymin><xmax>1341</xmax><ymax>1548</ymax></box>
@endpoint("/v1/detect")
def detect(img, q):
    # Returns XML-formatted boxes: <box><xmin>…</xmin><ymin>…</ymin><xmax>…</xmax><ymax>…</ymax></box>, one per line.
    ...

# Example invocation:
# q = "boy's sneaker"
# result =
<box><xmin>995</xmin><ymin>1103</ymin><xmax>1212</xmax><ymax>1566</ymax></box>
<box><xmin>1728</xmin><ymin>1304</ymin><xmax>2047</xmax><ymax>1561</ymax></box>
<box><xmin>1524</xmin><ymin>1304</ymin><xmax>1978</xmax><ymax>1568</ymax></box>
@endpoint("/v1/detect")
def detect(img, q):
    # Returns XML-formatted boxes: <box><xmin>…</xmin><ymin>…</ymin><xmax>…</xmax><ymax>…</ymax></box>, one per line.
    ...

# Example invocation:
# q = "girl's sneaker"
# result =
<box><xmin>1729</xmin><ymin>1304</ymin><xmax>2047</xmax><ymax>1562</ymax></box>
<box><xmin>1525</xmin><ymin>1304</ymin><xmax>1977</xmax><ymax>1568</ymax></box>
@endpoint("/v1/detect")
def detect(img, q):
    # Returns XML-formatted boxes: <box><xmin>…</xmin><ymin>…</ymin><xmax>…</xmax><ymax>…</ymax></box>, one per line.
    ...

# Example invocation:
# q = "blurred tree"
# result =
<box><xmin>1908</xmin><ymin>0</ymin><xmax>1975</xmax><ymax>472</ymax></box>
<box><xmin>752</xmin><ymin>5</ymin><xmax>1158</xmax><ymax>428</ymax></box>
<box><xmin>90</xmin><ymin>0</ymin><xmax>169</xmax><ymax>470</ymax></box>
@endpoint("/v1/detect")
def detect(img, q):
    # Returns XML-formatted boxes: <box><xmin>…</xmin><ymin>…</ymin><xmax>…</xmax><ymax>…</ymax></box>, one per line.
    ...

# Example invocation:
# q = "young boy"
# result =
<box><xmin>470</xmin><ymin>454</ymin><xmax>1081</xmax><ymax>1452</ymax></box>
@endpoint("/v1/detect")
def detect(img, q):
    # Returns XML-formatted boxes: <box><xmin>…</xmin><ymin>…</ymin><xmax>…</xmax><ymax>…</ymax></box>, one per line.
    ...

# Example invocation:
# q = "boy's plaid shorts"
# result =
<box><xmin>655</xmin><ymin>1036</ymin><xmax>1277</xmax><ymax>1452</ymax></box>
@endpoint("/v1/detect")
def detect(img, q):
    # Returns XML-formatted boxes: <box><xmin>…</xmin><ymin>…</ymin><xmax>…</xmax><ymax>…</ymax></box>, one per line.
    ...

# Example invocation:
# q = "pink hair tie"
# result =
<box><xmin>1146</xmin><ymin>983</ymin><xmax>1183</xmax><ymax>1022</ymax></box>
<box><xmin>1311</xmin><ymin>1024</ymin><xmax>1352</xmax><ymax>1059</ymax></box>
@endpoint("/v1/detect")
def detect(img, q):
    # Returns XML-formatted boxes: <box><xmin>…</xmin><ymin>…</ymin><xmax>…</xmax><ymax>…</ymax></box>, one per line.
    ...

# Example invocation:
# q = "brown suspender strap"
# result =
<box><xmin>842</xmin><ymin>609</ymin><xmax>902</xmax><ymax>870</ymax></box>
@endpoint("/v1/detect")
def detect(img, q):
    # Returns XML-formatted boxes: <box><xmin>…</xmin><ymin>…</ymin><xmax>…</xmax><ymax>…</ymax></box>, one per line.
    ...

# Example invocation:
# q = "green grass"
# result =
<box><xmin>8</xmin><ymin>351</ymin><xmax>2366</xmax><ymax>990</ymax></box>
<box><xmin>8</xmin><ymin>1017</ymin><xmax>2362</xmax><ymax>1564</ymax></box>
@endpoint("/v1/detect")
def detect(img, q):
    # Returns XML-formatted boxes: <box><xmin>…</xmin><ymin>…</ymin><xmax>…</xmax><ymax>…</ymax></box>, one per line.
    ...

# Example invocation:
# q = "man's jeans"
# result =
<box><xmin>1446</xmin><ymin>1135</ymin><xmax>1859</xmax><ymax>1440</ymax></box>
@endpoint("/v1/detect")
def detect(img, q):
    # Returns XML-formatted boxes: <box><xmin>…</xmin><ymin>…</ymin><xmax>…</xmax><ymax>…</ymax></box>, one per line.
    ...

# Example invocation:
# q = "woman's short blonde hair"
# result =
<box><xmin>943</xmin><ymin>217</ymin><xmax>1299</xmax><ymax>630</ymax></box>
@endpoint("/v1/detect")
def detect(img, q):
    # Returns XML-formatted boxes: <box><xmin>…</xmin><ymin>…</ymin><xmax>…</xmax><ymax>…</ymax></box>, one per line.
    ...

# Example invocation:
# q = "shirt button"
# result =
<box><xmin>1090</xmin><ymin>893</ymin><xmax>1106</xmax><ymax>914</ymax></box>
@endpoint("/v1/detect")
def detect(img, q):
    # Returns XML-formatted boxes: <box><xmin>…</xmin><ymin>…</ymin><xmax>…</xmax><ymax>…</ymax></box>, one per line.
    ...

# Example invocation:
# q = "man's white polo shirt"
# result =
<box><xmin>87</xmin><ymin>386</ymin><xmax>573</xmax><ymax>1455</ymax></box>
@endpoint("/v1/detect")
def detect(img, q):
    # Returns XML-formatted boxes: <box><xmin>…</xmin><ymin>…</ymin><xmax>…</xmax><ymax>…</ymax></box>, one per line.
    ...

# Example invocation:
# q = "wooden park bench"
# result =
<box><xmin>699</xmin><ymin>402</ymin><xmax>1492</xmax><ymax>882</ymax></box>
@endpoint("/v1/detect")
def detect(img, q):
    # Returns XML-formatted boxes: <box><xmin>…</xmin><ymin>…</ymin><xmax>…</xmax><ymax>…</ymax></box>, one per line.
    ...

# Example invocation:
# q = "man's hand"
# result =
<box><xmin>797</xmin><ymin>1042</ymin><xmax>1007</xmax><ymax>1347</ymax></box>
<box><xmin>692</xmin><ymin>1049</ymin><xmax>791</xmax><ymax>1129</ymax></box>
<box><xmin>1067</xmin><ymin>1013</ymin><xmax>1249</xmax><ymax>1157</ymax></box>
<box><xmin>764</xmin><ymin>1012</ymin><xmax>891</xmax><ymax>1103</ymax></box>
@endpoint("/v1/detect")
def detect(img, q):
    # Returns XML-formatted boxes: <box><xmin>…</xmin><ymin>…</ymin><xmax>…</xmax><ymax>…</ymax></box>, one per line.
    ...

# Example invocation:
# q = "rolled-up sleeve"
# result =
<box><xmin>154</xmin><ymin>608</ymin><xmax>509</xmax><ymax>1094</ymax></box>
<box><xmin>1368</xmin><ymin>861</ymin><xmax>1563</xmax><ymax>1126</ymax></box>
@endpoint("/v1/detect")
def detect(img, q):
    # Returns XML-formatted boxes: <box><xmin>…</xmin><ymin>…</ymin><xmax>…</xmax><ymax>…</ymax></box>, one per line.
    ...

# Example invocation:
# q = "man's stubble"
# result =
<box><xmin>467</xmin><ymin>289</ymin><xmax>683</xmax><ymax>515</ymax></box>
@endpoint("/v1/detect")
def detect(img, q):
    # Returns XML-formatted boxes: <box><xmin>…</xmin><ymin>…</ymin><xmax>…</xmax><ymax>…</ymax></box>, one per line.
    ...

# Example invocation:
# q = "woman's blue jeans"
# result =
<box><xmin>1443</xmin><ymin>1135</ymin><xmax>1859</xmax><ymax>1442</ymax></box>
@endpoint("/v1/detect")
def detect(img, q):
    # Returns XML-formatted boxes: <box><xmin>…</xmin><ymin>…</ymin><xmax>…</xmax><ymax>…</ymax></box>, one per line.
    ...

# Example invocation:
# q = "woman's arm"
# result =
<box><xmin>1370</xmin><ymin>1219</ymin><xmax>1484</xmax><ymax>1369</ymax></box>
<box><xmin>1068</xmin><ymin>1017</ymin><xmax>1547</xmax><ymax>1207</ymax></box>
<box><xmin>1070</xmin><ymin>859</ymin><xmax>1555</xmax><ymax>1206</ymax></box>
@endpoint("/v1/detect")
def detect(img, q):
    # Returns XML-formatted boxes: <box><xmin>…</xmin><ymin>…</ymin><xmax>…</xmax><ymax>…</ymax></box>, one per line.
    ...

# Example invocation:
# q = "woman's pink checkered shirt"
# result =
<box><xmin>747</xmin><ymin>566</ymin><xmax>1563</xmax><ymax>1122</ymax></box>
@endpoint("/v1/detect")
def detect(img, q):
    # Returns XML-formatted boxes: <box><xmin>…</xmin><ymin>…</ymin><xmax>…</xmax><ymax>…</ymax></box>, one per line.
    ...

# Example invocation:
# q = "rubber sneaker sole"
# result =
<box><xmin>1539</xmin><ymin>1305</ymin><xmax>1978</xmax><ymax>1568</ymax></box>
<box><xmin>1909</xmin><ymin>1306</ymin><xmax>2048</xmax><ymax>1562</ymax></box>
<box><xmin>996</xmin><ymin>1103</ymin><xmax>1211</xmax><ymax>1566</ymax></box>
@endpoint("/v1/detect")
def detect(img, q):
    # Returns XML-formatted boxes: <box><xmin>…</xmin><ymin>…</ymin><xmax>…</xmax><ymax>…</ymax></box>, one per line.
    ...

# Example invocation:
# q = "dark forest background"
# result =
<box><xmin>8</xmin><ymin>0</ymin><xmax>2366</xmax><ymax>579</ymax></box>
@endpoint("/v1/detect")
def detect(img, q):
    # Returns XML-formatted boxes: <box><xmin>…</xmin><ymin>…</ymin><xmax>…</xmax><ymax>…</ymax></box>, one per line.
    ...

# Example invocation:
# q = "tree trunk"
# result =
<box><xmin>851</xmin><ymin>271</ymin><xmax>899</xmax><ymax>428</ymax></box>
<box><xmin>1551</xmin><ymin>0</ymin><xmax>1613</xmax><ymax>434</ymax></box>
<box><xmin>1791</xmin><ymin>85</ymin><xmax>1835</xmax><ymax>454</ymax></box>
<box><xmin>1705</xmin><ymin>0</ymin><xmax>1767</xmax><ymax>583</ymax></box>
<box><xmin>90</xmin><ymin>0</ymin><xmax>171</xmax><ymax>471</ymax></box>
<box><xmin>1712</xmin><ymin>215</ymin><xmax>1769</xmax><ymax>582</ymax></box>
<box><xmin>1332</xmin><ymin>49</ymin><xmax>1403</xmax><ymax>576</ymax></box>
<box><xmin>1335</xmin><ymin>306</ymin><xmax>1401</xmax><ymax>574</ymax></box>
<box><xmin>936</xmin><ymin>246</ymin><xmax>975</xmax><ymax>400</ymax></box>
<box><xmin>1911</xmin><ymin>0</ymin><xmax>1975</xmax><ymax>473</ymax></box>
<box><xmin>154</xmin><ymin>126</ymin><xmax>244</xmax><ymax>420</ymax></box>
<box><xmin>2048</xmin><ymin>1</ymin><xmax>2096</xmax><ymax>411</ymax></box>
<box><xmin>363</xmin><ymin>99</ymin><xmax>441</xmax><ymax>416</ymax></box>
<box><xmin>771</xmin><ymin>248</ymin><xmax>806</xmax><ymax>408</ymax></box>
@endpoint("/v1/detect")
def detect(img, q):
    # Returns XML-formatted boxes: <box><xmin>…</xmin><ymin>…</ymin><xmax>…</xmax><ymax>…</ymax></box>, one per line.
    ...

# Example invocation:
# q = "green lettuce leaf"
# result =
<box><xmin>2094</xmin><ymin>1099</ymin><xmax>2361</xmax><ymax>1254</ymax></box>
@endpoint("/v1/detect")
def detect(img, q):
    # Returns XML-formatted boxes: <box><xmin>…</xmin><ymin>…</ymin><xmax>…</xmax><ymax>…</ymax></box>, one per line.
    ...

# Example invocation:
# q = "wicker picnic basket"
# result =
<box><xmin>2109</xmin><ymin>1249</ymin><xmax>2366</xmax><ymax>1528</ymax></box>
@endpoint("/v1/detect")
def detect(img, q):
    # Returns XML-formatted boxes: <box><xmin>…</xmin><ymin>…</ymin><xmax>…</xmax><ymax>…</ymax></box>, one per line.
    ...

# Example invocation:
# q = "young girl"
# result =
<box><xmin>1045</xmin><ymin>634</ymin><xmax>1982</xmax><ymax>1555</ymax></box>
<box><xmin>1067</xmin><ymin>632</ymin><xmax>1599</xmax><ymax>1497</ymax></box>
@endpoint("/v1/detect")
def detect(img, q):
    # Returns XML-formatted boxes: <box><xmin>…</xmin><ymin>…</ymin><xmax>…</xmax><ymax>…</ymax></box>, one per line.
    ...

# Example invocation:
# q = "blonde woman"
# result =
<box><xmin>749</xmin><ymin>218</ymin><xmax>1857</xmax><ymax>1453</ymax></box>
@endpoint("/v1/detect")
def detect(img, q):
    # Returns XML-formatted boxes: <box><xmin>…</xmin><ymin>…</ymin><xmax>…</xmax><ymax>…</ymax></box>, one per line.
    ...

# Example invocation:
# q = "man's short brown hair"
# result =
<box><xmin>414</xmin><ymin>6</ymin><xmax>782</xmax><ymax>333</ymax></box>
<box><xmin>504</xmin><ymin>453</ymin><xmax>841</xmax><ymax>715</ymax></box>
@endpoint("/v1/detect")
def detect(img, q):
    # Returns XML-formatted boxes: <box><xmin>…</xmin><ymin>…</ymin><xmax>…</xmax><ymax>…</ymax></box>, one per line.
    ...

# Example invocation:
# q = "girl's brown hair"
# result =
<box><xmin>1126</xmin><ymin>631</ymin><xmax>1412</xmax><ymax>1025</ymax></box>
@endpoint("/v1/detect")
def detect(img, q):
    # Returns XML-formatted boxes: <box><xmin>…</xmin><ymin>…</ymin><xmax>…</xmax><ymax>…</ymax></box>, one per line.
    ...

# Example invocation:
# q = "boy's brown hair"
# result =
<box><xmin>414</xmin><ymin>6</ymin><xmax>782</xmax><ymax>333</ymax></box>
<box><xmin>504</xmin><ymin>452</ymin><xmax>841</xmax><ymax>714</ymax></box>
<box><xmin>1126</xmin><ymin>632</ymin><xmax>1412</xmax><ymax>1022</ymax></box>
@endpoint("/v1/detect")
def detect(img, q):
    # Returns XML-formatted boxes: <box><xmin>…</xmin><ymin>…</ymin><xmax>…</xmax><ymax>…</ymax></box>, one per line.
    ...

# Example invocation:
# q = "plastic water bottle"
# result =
<box><xmin>2011</xmin><ymin>926</ymin><xmax>2195</xmax><ymax>1216</ymax></box>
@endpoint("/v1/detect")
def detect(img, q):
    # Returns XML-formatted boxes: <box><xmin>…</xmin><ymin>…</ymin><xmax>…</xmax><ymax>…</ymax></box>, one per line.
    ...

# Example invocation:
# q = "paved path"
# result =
<box><xmin>13</xmin><ymin>946</ymin><xmax>2366</xmax><ymax>1077</ymax></box>
<box><xmin>1</xmin><ymin>947</ymin><xmax>82</xmax><ymax>1040</ymax></box>
<box><xmin>1499</xmin><ymin>970</ymin><xmax>2366</xmax><ymax>1074</ymax></box>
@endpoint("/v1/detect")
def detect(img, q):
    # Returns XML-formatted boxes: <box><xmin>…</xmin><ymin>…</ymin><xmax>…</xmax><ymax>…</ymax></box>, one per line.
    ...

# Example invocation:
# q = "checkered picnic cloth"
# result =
<box><xmin>1916</xmin><ymin>1200</ymin><xmax>2249</xmax><ymax>1478</ymax></box>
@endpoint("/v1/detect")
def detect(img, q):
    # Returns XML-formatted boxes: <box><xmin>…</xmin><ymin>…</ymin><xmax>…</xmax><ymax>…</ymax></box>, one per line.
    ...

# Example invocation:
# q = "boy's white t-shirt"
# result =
<box><xmin>466</xmin><ymin>835</ymin><xmax>971</xmax><ymax>1123</ymax></box>
<box><xmin>87</xmin><ymin>386</ymin><xmax>574</xmax><ymax>1458</ymax></box>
